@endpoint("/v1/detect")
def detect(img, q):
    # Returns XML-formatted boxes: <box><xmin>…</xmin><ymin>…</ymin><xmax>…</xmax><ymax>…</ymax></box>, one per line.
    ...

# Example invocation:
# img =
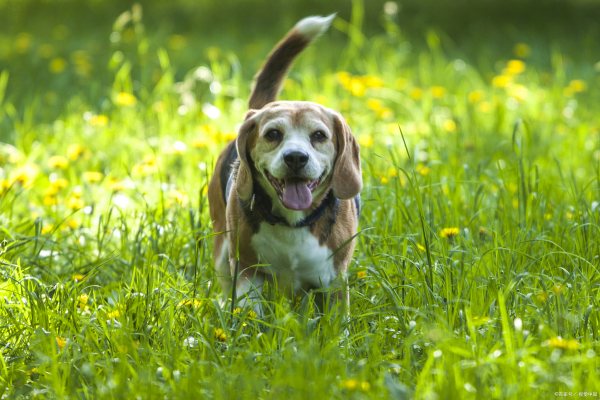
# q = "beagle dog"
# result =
<box><xmin>208</xmin><ymin>14</ymin><xmax>361</xmax><ymax>313</ymax></box>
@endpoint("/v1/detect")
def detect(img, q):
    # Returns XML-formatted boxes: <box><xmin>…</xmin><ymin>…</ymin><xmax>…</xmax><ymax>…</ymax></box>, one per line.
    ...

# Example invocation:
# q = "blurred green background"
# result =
<box><xmin>1</xmin><ymin>0</ymin><xmax>599</xmax><ymax>129</ymax></box>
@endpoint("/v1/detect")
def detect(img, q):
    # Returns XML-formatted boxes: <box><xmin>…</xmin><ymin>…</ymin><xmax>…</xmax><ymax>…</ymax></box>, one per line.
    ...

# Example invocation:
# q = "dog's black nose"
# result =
<box><xmin>283</xmin><ymin>150</ymin><xmax>309</xmax><ymax>171</ymax></box>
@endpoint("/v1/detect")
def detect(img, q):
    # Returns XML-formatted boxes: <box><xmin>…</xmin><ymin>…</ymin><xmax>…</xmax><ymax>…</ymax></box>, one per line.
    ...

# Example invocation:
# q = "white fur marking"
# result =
<box><xmin>217</xmin><ymin>238</ymin><xmax>230</xmax><ymax>272</ymax></box>
<box><xmin>214</xmin><ymin>238</ymin><xmax>232</xmax><ymax>292</ymax></box>
<box><xmin>251</xmin><ymin>223</ymin><xmax>336</xmax><ymax>292</ymax></box>
<box><xmin>235</xmin><ymin>273</ymin><xmax>265</xmax><ymax>315</ymax></box>
<box><xmin>295</xmin><ymin>14</ymin><xmax>335</xmax><ymax>38</ymax></box>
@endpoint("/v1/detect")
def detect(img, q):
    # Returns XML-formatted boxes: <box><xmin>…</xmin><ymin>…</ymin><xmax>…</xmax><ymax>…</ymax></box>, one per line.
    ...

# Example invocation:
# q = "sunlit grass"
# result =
<box><xmin>1</xmin><ymin>1</ymin><xmax>599</xmax><ymax>398</ymax></box>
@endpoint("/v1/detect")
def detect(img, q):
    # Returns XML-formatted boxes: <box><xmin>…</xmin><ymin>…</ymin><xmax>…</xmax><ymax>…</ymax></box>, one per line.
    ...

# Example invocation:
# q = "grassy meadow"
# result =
<box><xmin>1</xmin><ymin>0</ymin><xmax>599</xmax><ymax>398</ymax></box>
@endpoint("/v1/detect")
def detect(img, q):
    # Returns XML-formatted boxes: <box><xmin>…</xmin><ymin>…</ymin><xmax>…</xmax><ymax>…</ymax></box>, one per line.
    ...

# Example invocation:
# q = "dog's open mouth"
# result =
<box><xmin>265</xmin><ymin>171</ymin><xmax>321</xmax><ymax>210</ymax></box>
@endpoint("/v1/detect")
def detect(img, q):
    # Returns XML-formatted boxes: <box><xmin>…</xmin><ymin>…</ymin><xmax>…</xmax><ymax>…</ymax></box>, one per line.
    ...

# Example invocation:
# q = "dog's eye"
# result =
<box><xmin>311</xmin><ymin>130</ymin><xmax>327</xmax><ymax>143</ymax></box>
<box><xmin>264</xmin><ymin>129</ymin><xmax>283</xmax><ymax>142</ymax></box>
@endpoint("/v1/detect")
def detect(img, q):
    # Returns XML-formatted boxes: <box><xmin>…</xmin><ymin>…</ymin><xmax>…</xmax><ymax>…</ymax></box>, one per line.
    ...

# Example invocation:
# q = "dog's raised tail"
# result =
<box><xmin>248</xmin><ymin>14</ymin><xmax>335</xmax><ymax>110</ymax></box>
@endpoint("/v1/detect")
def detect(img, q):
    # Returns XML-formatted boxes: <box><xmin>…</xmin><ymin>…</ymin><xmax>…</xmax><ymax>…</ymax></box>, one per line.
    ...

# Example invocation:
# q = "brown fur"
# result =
<box><xmin>249</xmin><ymin>31</ymin><xmax>310</xmax><ymax>110</ymax></box>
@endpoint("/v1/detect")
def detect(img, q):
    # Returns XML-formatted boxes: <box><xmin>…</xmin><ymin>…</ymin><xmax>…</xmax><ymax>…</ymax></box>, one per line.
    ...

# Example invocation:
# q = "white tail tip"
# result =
<box><xmin>295</xmin><ymin>14</ymin><xmax>336</xmax><ymax>38</ymax></box>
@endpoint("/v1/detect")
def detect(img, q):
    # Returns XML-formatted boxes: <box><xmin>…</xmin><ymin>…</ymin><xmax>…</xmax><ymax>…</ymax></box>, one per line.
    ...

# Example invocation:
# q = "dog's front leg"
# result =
<box><xmin>231</xmin><ymin>263</ymin><xmax>265</xmax><ymax>316</ymax></box>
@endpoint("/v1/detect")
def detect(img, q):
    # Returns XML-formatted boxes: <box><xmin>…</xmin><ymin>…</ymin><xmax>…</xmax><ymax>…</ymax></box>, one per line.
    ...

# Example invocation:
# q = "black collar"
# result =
<box><xmin>239</xmin><ymin>183</ymin><xmax>339</xmax><ymax>230</ymax></box>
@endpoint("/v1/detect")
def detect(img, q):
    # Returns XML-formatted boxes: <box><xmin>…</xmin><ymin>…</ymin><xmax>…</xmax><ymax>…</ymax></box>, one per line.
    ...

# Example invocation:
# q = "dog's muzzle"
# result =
<box><xmin>283</xmin><ymin>150</ymin><xmax>309</xmax><ymax>171</ymax></box>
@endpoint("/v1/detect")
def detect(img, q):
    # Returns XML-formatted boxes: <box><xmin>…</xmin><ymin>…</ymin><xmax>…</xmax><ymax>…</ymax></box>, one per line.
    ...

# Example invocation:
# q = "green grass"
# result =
<box><xmin>1</xmin><ymin>1</ymin><xmax>599</xmax><ymax>398</ymax></box>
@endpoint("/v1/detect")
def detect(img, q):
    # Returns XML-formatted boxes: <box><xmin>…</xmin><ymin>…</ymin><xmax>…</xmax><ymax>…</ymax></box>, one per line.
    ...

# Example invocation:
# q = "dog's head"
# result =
<box><xmin>235</xmin><ymin>101</ymin><xmax>361</xmax><ymax>213</ymax></box>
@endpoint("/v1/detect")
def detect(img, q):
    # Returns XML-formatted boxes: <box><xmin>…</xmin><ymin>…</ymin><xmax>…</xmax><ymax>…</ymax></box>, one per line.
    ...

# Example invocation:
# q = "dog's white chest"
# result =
<box><xmin>251</xmin><ymin>223</ymin><xmax>335</xmax><ymax>291</ymax></box>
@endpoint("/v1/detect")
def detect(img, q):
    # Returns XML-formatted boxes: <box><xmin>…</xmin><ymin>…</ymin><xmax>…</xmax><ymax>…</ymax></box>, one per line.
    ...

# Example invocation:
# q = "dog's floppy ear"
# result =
<box><xmin>235</xmin><ymin>110</ymin><xmax>259</xmax><ymax>200</ymax></box>
<box><xmin>332</xmin><ymin>113</ymin><xmax>362</xmax><ymax>199</ymax></box>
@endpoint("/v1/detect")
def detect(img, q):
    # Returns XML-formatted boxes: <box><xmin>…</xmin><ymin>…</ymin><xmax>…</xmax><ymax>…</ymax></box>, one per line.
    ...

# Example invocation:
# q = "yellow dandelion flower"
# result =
<box><xmin>386</xmin><ymin>167</ymin><xmax>398</xmax><ymax>178</ymax></box>
<box><xmin>504</xmin><ymin>59</ymin><xmax>526</xmax><ymax>76</ymax></box>
<box><xmin>114</xmin><ymin>92</ymin><xmax>137</xmax><ymax>107</ymax></box>
<box><xmin>440</xmin><ymin>227</ymin><xmax>460</xmax><ymax>239</ymax></box>
<box><xmin>409</xmin><ymin>87</ymin><xmax>423</xmax><ymax>100</ymax></box>
<box><xmin>416</xmin><ymin>164</ymin><xmax>431</xmax><ymax>176</ymax></box>
<box><xmin>232</xmin><ymin>307</ymin><xmax>257</xmax><ymax>319</ymax></box>
<box><xmin>220</xmin><ymin>131</ymin><xmax>238</xmax><ymax>142</ymax></box>
<box><xmin>132</xmin><ymin>164</ymin><xmax>152</xmax><ymax>176</ymax></box>
<box><xmin>442</xmin><ymin>119</ymin><xmax>457</xmax><ymax>133</ymax></box>
<box><xmin>468</xmin><ymin>90</ymin><xmax>484</xmax><ymax>104</ymax></box>
<box><xmin>65</xmin><ymin>218</ymin><xmax>80</xmax><ymax>229</ymax></box>
<box><xmin>513</xmin><ymin>43</ymin><xmax>531</xmax><ymax>58</ymax></box>
<box><xmin>67</xmin><ymin>144</ymin><xmax>86</xmax><ymax>161</ymax></box>
<box><xmin>214</xmin><ymin>328</ymin><xmax>227</xmax><ymax>342</ymax></box>
<box><xmin>191</xmin><ymin>137</ymin><xmax>212</xmax><ymax>149</ymax></box>
<box><xmin>358</xmin><ymin>134</ymin><xmax>374</xmax><ymax>148</ymax></box>
<box><xmin>50</xmin><ymin>178</ymin><xmax>69</xmax><ymax>191</ymax></box>
<box><xmin>430</xmin><ymin>86</ymin><xmax>446</xmax><ymax>99</ymax></box>
<box><xmin>546</xmin><ymin>336</ymin><xmax>580</xmax><ymax>351</ymax></box>
<box><xmin>336</xmin><ymin>71</ymin><xmax>367</xmax><ymax>97</ymax></box>
<box><xmin>48</xmin><ymin>155</ymin><xmax>69</xmax><ymax>169</ymax></box>
<box><xmin>143</xmin><ymin>154</ymin><xmax>157</xmax><ymax>166</ymax></box>
<box><xmin>336</xmin><ymin>71</ymin><xmax>351</xmax><ymax>85</ymax></box>
<box><xmin>43</xmin><ymin>195</ymin><xmax>58</xmax><ymax>206</ymax></box>
<box><xmin>132</xmin><ymin>155</ymin><xmax>158</xmax><ymax>176</ymax></box>
<box><xmin>361</xmin><ymin>75</ymin><xmax>385</xmax><ymax>89</ymax></box>
<box><xmin>492</xmin><ymin>74</ymin><xmax>511</xmax><ymax>88</ymax></box>
<box><xmin>535</xmin><ymin>291</ymin><xmax>548</xmax><ymax>303</ymax></box>
<box><xmin>49</xmin><ymin>57</ymin><xmax>68</xmax><ymax>74</ymax></box>
<box><xmin>106</xmin><ymin>309</ymin><xmax>121</xmax><ymax>319</ymax></box>
<box><xmin>380</xmin><ymin>176</ymin><xmax>389</xmax><ymax>184</ymax></box>
<box><xmin>366</xmin><ymin>98</ymin><xmax>393</xmax><ymax>119</ymax></box>
<box><xmin>41</xmin><ymin>224</ymin><xmax>55</xmax><ymax>235</ymax></box>
<box><xmin>508</xmin><ymin>84</ymin><xmax>529</xmax><ymax>103</ymax></box>
<box><xmin>478</xmin><ymin>101</ymin><xmax>492</xmax><ymax>113</ymax></box>
<box><xmin>348</xmin><ymin>79</ymin><xmax>366</xmax><ymax>97</ymax></box>
<box><xmin>89</xmin><ymin>114</ymin><xmax>109</xmax><ymax>127</ymax></box>
<box><xmin>569</xmin><ymin>79</ymin><xmax>587</xmax><ymax>92</ymax></box>
<box><xmin>107</xmin><ymin>178</ymin><xmax>125</xmax><ymax>191</ymax></box>
<box><xmin>15</xmin><ymin>32</ymin><xmax>32</xmax><ymax>54</ymax></box>
<box><xmin>1</xmin><ymin>179</ymin><xmax>10</xmax><ymax>193</ymax></box>
<box><xmin>357</xmin><ymin>270</ymin><xmax>367</xmax><ymax>279</ymax></box>
<box><xmin>56</xmin><ymin>336</ymin><xmax>67</xmax><ymax>350</ymax></box>
<box><xmin>78</xmin><ymin>293</ymin><xmax>89</xmax><ymax>309</ymax></box>
<box><xmin>67</xmin><ymin>195</ymin><xmax>85</xmax><ymax>210</ymax></box>
<box><xmin>44</xmin><ymin>185</ymin><xmax>60</xmax><ymax>197</ymax></box>
<box><xmin>83</xmin><ymin>171</ymin><xmax>104</xmax><ymax>183</ymax></box>
<box><xmin>342</xmin><ymin>379</ymin><xmax>358</xmax><ymax>390</ymax></box>
<box><xmin>341</xmin><ymin>379</ymin><xmax>370</xmax><ymax>391</ymax></box>
<box><xmin>564</xmin><ymin>79</ymin><xmax>587</xmax><ymax>97</ymax></box>
<box><xmin>177</xmin><ymin>299</ymin><xmax>204</xmax><ymax>309</ymax></box>
<box><xmin>552</xmin><ymin>284</ymin><xmax>564</xmax><ymax>295</ymax></box>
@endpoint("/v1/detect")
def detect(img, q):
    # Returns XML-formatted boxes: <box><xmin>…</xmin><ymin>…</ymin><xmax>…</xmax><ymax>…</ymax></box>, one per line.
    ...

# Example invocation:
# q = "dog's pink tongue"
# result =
<box><xmin>282</xmin><ymin>180</ymin><xmax>312</xmax><ymax>210</ymax></box>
